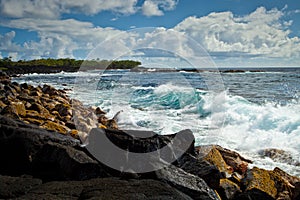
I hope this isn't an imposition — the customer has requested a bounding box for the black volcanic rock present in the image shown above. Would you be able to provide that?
[155,164,220,200]
[0,175,42,199]
[0,176,192,200]
[0,115,109,181]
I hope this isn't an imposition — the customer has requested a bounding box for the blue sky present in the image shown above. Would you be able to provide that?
[0,0,299,67]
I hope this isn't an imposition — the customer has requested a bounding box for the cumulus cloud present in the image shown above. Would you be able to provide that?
[0,31,21,53]
[174,7,300,59]
[0,0,178,18]
[142,0,178,16]
[0,5,299,66]
[0,18,124,59]
[0,0,138,19]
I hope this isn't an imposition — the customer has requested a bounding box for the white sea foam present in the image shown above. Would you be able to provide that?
[12,71,300,176]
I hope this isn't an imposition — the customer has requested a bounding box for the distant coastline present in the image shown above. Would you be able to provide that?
[1,58,299,76]
[0,58,141,76]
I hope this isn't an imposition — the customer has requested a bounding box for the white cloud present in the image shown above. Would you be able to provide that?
[0,0,178,18]
[0,0,138,19]
[174,7,300,59]
[0,18,124,59]
[0,31,21,53]
[142,0,178,16]
[1,6,300,66]
[142,0,163,16]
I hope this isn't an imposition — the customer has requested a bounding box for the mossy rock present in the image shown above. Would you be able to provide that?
[242,167,277,199]
[218,178,241,200]
[53,96,69,105]
[0,100,7,109]
[25,109,55,121]
[1,101,26,118]
[40,121,70,134]
[203,146,230,175]
[23,118,44,125]
[69,129,79,140]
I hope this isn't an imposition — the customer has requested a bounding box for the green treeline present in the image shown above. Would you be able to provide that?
[0,58,141,70]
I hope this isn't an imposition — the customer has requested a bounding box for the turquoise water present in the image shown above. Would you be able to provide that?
[13,69,300,176]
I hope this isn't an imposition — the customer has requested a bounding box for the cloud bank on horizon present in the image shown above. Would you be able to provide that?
[0,0,299,67]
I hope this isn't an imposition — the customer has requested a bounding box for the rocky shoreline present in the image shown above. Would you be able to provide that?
[0,71,299,200]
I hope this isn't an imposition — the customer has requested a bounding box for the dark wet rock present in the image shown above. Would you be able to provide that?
[259,148,300,166]
[176,153,222,189]
[14,178,191,200]
[233,189,275,200]
[91,128,195,155]
[29,102,51,116]
[0,71,11,84]
[0,175,42,199]
[155,164,220,200]
[106,118,118,129]
[222,70,246,73]
[42,84,59,96]
[217,178,241,200]
[293,182,300,200]
[86,128,195,175]
[0,115,109,181]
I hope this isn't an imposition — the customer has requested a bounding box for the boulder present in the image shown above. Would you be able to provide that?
[29,102,51,116]
[55,103,72,117]
[214,145,251,176]
[4,84,17,96]
[0,101,26,118]
[15,178,192,200]
[218,178,241,200]
[0,72,11,84]
[293,182,300,200]
[176,153,222,189]
[0,115,109,181]
[259,148,300,166]
[53,95,69,105]
[42,84,59,96]
[23,117,44,125]
[197,145,231,177]
[40,121,70,134]
[10,82,21,93]
[155,164,220,200]
[86,128,195,174]
[0,175,42,199]
[0,100,7,109]
[94,106,106,115]
[240,167,277,199]
[17,93,38,104]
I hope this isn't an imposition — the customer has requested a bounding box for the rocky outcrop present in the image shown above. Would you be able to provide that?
[259,148,300,166]
[0,72,117,141]
[0,175,193,200]
[0,115,110,181]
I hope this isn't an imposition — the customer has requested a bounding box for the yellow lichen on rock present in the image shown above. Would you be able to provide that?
[203,146,230,175]
[243,167,277,198]
[40,121,70,134]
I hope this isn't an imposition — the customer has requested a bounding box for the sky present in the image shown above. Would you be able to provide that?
[0,0,300,67]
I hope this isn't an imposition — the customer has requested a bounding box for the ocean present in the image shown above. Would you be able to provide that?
[13,68,300,176]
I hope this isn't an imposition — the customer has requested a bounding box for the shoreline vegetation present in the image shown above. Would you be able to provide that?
[0,66,300,199]
[0,58,142,75]
[1,58,299,76]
